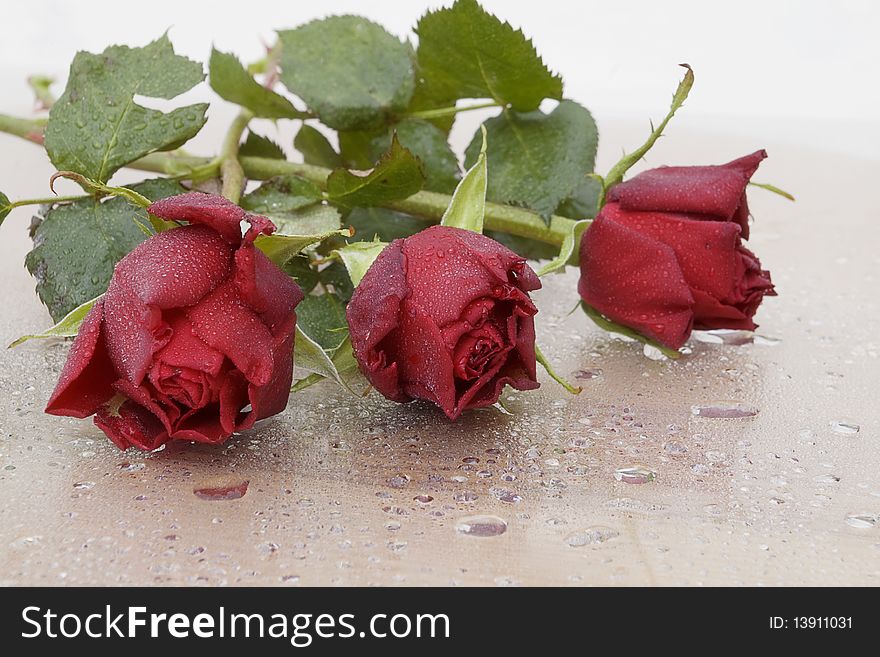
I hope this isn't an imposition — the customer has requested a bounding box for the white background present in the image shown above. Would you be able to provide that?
[1,0,878,161]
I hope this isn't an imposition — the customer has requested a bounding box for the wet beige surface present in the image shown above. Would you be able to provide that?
[1,121,878,586]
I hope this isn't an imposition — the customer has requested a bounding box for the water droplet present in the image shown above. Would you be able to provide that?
[565,526,619,547]
[490,487,522,503]
[387,474,410,489]
[643,344,667,361]
[691,401,758,418]
[453,491,478,503]
[280,575,301,584]
[455,515,507,537]
[73,481,95,490]
[663,440,688,456]
[413,494,433,504]
[193,480,249,500]
[118,462,145,472]
[845,513,877,529]
[830,420,860,435]
[613,466,656,484]
[813,474,841,484]
[574,369,603,380]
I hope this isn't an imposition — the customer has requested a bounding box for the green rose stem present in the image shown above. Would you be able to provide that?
[218,109,254,202]
[0,113,580,247]
[0,113,46,144]
[403,100,503,121]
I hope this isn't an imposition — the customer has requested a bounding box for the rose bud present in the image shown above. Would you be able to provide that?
[347,225,541,420]
[45,193,303,451]
[578,150,775,349]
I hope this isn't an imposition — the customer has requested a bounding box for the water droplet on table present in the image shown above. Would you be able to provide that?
[193,480,249,501]
[691,401,758,418]
[565,526,619,547]
[455,515,507,537]
[613,466,656,484]
[387,474,410,489]
[845,513,876,529]
[830,420,860,435]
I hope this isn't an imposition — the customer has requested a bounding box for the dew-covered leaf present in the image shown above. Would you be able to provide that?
[326,135,424,207]
[25,179,185,322]
[254,207,349,267]
[348,206,428,243]
[278,16,415,130]
[45,35,208,182]
[240,175,323,214]
[296,293,348,351]
[294,124,343,169]
[209,48,307,119]
[368,119,460,193]
[415,0,562,111]
[464,100,597,220]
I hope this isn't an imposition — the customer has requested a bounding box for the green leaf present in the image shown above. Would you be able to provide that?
[284,256,319,294]
[239,131,286,160]
[535,344,582,394]
[464,100,598,220]
[254,212,350,267]
[240,175,323,214]
[441,125,487,233]
[581,302,681,360]
[209,47,306,119]
[415,0,562,111]
[338,128,383,169]
[348,206,429,243]
[326,134,425,207]
[296,293,348,351]
[604,64,694,191]
[278,16,416,130]
[368,119,460,193]
[331,241,387,286]
[484,231,557,260]
[293,328,359,392]
[536,219,590,276]
[556,175,603,219]
[9,295,100,348]
[294,124,343,169]
[0,191,10,225]
[25,179,184,322]
[315,261,355,301]
[45,34,208,183]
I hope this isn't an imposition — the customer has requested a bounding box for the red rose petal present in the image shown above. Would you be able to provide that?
[94,399,169,451]
[346,240,410,403]
[147,192,275,245]
[187,280,275,387]
[45,300,116,418]
[608,150,767,229]
[112,224,233,309]
[579,212,695,349]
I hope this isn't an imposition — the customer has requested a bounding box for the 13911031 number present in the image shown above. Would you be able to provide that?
[793,617,852,629]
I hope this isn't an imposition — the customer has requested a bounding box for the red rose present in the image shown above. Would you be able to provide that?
[45,193,303,451]
[578,150,775,349]
[347,225,541,420]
